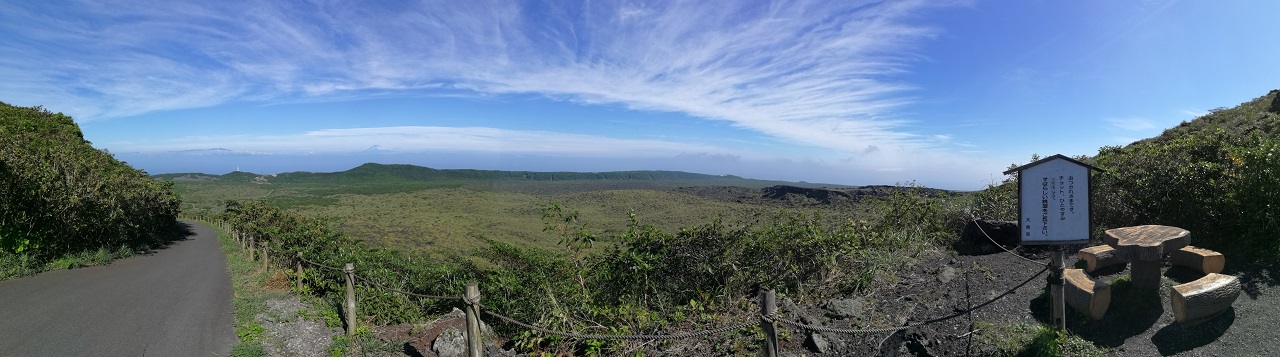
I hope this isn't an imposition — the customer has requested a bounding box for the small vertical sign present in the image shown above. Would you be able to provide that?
[1002,154,1102,331]
[1003,155,1099,245]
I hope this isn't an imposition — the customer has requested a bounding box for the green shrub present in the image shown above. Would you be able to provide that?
[217,180,971,354]
[1089,128,1280,256]
[1227,137,1280,256]
[978,322,1107,357]
[0,102,180,262]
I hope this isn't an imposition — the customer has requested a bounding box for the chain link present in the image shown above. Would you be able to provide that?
[481,307,756,340]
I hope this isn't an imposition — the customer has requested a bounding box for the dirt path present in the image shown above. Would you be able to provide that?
[0,221,236,356]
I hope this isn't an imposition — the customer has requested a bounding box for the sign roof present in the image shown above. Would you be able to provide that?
[1002,154,1104,175]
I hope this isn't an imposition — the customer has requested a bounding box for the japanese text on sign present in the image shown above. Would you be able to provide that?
[1017,158,1089,244]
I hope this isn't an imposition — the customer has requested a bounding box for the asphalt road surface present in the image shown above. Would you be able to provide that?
[0,221,235,356]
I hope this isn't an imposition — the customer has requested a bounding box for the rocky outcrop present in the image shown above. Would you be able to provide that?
[762,185,852,203]
[956,220,1019,255]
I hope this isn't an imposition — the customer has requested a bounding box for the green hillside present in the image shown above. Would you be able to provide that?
[1142,89,1280,144]
[1,102,181,278]
[156,162,847,189]
[1089,90,1280,256]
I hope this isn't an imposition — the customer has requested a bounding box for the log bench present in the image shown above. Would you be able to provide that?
[1171,273,1240,326]
[1170,246,1225,274]
[1077,245,1126,273]
[1064,268,1111,320]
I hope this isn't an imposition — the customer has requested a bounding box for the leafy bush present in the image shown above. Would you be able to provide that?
[1227,136,1280,255]
[1087,127,1280,256]
[977,322,1106,357]
[0,102,180,265]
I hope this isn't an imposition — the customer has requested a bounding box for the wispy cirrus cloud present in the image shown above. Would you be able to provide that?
[1106,117,1158,132]
[1,0,954,161]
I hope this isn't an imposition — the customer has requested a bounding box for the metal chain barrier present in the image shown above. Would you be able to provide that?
[481,306,757,340]
[352,272,460,300]
[971,218,1051,267]
[766,264,1050,334]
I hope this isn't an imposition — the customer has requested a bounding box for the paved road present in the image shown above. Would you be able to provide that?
[0,221,235,356]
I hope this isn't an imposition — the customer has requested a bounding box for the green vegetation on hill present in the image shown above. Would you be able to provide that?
[975,90,1280,258]
[163,163,870,257]
[0,102,181,278]
[1091,90,1280,257]
[158,163,847,200]
[1144,89,1280,144]
[212,184,965,354]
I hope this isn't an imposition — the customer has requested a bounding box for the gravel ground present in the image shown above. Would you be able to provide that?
[771,245,1280,356]
[257,297,341,357]
[769,248,1057,356]
[1099,258,1280,356]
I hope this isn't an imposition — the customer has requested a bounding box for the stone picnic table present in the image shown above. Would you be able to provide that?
[1103,225,1190,290]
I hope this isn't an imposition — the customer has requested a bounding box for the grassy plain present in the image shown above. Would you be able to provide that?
[170,167,869,257]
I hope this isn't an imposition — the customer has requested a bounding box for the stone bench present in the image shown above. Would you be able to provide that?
[1170,246,1225,274]
[1171,273,1240,326]
[1077,245,1126,273]
[1064,268,1111,320]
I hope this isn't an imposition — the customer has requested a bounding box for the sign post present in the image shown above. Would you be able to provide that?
[1003,154,1103,330]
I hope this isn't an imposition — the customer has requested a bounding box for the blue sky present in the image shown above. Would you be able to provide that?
[3,0,1278,189]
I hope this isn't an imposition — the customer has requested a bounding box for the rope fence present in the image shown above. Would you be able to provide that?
[764,264,1049,335]
[198,217,1056,356]
[971,217,1051,268]
[296,253,344,272]
[350,271,460,301]
[482,307,758,340]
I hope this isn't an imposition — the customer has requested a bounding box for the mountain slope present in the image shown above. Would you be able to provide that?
[1142,89,1280,145]
[155,162,849,189]
[1088,89,1280,257]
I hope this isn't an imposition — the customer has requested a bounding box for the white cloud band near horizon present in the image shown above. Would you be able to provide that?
[111,126,741,158]
[0,0,956,158]
[108,124,1002,189]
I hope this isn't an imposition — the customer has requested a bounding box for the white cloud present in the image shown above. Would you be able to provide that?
[112,126,736,158]
[0,0,956,163]
[1179,108,1209,119]
[1106,117,1158,132]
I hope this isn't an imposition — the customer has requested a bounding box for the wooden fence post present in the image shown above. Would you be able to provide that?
[295,252,303,292]
[1051,247,1066,330]
[465,283,483,357]
[261,241,270,271]
[760,289,778,357]
[249,236,256,261]
[344,263,357,335]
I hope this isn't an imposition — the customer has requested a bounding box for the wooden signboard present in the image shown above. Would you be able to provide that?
[1003,154,1101,245]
